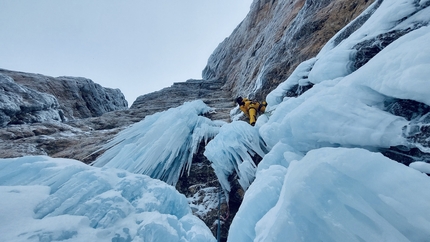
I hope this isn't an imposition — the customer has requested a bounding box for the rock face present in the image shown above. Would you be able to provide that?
[0,69,128,123]
[0,69,129,161]
[0,73,62,127]
[203,0,374,100]
[175,141,244,241]
[131,78,235,122]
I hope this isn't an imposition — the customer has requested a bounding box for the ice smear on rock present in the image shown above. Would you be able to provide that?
[0,156,215,242]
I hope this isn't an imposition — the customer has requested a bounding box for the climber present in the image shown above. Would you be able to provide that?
[236,96,267,126]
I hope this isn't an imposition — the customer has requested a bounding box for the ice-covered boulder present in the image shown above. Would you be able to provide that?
[263,0,430,163]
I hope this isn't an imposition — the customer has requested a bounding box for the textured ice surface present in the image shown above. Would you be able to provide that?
[93,100,224,186]
[0,156,215,242]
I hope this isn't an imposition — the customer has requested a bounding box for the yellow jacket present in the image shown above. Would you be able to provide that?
[237,98,266,126]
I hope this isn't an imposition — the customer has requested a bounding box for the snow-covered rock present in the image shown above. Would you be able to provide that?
[0,69,129,160]
[0,69,128,122]
[0,73,62,128]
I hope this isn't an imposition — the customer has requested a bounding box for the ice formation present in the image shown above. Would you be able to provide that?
[204,121,268,195]
[252,147,430,242]
[92,100,224,185]
[0,156,215,242]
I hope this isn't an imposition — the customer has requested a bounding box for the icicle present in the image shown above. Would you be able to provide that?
[92,100,224,186]
[205,121,268,199]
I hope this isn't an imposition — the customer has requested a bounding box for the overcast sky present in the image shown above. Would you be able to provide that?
[0,0,252,105]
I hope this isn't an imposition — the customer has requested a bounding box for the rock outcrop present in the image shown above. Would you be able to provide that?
[131,78,235,122]
[0,69,128,123]
[0,69,128,161]
[0,73,62,127]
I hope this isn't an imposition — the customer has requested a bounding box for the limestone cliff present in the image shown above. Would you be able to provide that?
[203,0,374,100]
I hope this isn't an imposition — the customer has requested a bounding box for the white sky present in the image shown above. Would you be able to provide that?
[0,0,253,105]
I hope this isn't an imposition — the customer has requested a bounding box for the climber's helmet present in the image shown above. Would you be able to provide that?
[236,96,244,105]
